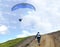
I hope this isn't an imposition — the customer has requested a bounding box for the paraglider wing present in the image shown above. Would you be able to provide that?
[11,3,36,11]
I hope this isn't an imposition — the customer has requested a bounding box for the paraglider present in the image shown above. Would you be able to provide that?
[11,3,36,22]
[11,3,36,11]
[19,19,22,21]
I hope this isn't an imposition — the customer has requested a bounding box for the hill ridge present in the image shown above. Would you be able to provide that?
[15,31,60,47]
[0,31,60,47]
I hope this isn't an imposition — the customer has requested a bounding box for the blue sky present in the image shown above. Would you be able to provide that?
[0,0,60,43]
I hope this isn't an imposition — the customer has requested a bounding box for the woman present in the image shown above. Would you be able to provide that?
[35,32,41,46]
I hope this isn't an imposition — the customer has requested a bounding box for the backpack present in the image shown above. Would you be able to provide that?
[37,33,41,37]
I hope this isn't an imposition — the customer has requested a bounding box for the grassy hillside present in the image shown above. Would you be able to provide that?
[0,36,30,47]
[0,31,60,47]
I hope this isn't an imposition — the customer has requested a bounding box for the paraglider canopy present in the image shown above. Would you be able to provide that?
[11,3,36,11]
[11,3,36,22]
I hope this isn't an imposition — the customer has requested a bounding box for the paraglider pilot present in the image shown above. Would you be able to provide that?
[19,19,22,22]
[35,32,41,46]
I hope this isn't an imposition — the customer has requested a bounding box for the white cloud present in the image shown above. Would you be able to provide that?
[17,30,35,38]
[20,13,53,34]
[0,11,9,24]
[0,25,9,34]
[0,0,59,38]
[18,0,60,35]
[0,16,5,21]
[1,0,60,37]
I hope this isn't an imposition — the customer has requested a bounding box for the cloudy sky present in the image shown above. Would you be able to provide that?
[0,0,60,43]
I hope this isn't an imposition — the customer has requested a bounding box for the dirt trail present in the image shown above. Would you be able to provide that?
[27,35,55,47]
[15,31,60,47]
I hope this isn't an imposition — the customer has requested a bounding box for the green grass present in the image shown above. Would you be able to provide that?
[0,36,31,47]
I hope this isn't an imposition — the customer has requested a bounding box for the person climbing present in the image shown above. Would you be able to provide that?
[35,32,41,46]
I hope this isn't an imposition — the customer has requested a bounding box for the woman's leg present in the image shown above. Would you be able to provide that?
[37,37,41,46]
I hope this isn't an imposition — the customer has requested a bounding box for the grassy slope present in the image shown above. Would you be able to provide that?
[0,36,30,47]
